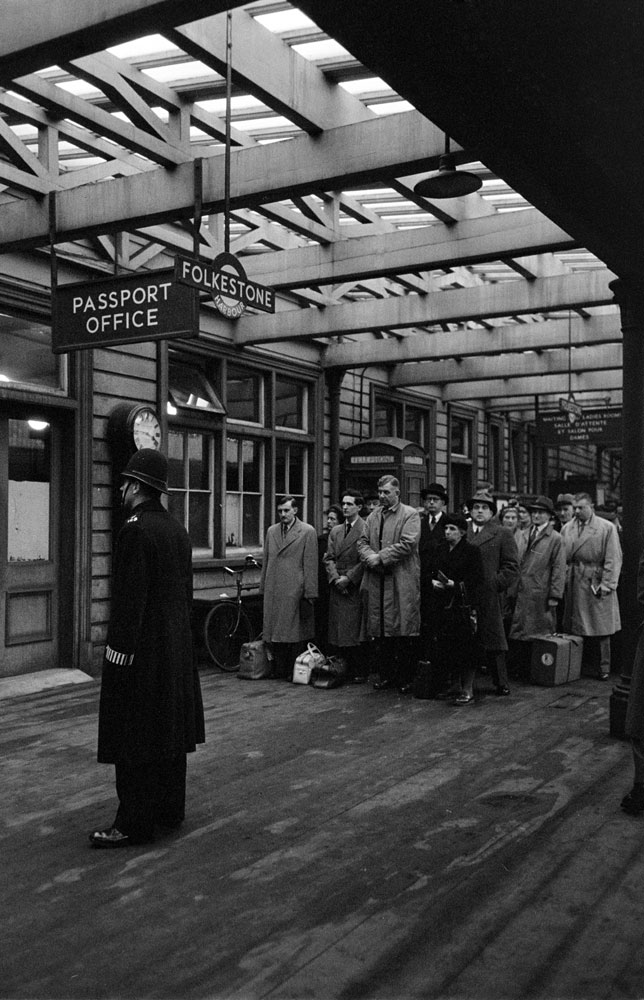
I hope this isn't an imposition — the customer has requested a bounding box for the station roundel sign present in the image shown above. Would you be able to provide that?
[210,252,247,319]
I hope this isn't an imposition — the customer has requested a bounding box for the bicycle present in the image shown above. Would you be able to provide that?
[204,555,260,671]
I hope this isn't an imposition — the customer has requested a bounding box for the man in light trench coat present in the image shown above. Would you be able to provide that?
[509,495,567,680]
[561,492,622,679]
[358,474,421,693]
[260,495,318,679]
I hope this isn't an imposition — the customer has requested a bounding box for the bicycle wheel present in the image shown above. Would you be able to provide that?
[204,601,253,671]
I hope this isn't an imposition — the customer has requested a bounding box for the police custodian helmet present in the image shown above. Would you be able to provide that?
[122,448,169,493]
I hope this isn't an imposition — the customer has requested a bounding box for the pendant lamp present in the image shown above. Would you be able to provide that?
[414,135,482,199]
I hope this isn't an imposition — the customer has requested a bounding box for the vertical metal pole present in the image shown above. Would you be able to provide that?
[224,9,233,254]
[49,192,58,325]
[194,157,203,259]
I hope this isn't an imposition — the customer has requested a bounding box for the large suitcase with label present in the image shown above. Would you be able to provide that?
[530,634,583,686]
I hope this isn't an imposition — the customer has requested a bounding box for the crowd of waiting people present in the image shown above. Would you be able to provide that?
[259,478,624,705]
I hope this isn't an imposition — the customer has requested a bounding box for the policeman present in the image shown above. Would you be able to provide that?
[90,449,205,848]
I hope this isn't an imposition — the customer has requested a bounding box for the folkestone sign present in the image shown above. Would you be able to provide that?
[53,268,197,353]
[175,252,275,318]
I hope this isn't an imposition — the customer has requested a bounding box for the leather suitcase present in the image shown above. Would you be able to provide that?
[530,634,583,686]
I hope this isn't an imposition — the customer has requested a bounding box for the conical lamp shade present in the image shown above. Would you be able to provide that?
[414,153,482,199]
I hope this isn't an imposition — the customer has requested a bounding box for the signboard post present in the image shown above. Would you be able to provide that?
[53,268,198,353]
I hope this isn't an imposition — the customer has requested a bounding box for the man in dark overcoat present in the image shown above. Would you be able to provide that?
[92,449,205,848]
[467,488,519,696]
[418,482,449,656]
[324,490,366,681]
[260,494,318,679]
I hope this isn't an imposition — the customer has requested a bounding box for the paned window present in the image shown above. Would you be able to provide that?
[276,376,307,430]
[225,436,263,550]
[167,429,214,556]
[276,439,307,512]
[227,365,262,423]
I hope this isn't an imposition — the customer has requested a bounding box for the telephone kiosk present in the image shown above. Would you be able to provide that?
[341,437,428,508]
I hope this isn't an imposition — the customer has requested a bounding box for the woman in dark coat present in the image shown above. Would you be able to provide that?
[432,513,484,704]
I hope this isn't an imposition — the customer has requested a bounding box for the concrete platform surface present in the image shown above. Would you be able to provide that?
[0,668,93,701]
[2,669,643,1000]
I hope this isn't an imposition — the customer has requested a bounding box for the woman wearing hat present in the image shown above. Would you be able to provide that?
[431,513,484,704]
[508,496,567,680]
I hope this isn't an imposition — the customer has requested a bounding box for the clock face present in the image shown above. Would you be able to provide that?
[132,408,161,450]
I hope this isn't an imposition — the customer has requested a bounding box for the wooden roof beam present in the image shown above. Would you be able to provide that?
[391,343,621,387]
[0,111,447,249]
[441,370,622,402]
[234,269,617,346]
[166,7,373,135]
[322,313,621,368]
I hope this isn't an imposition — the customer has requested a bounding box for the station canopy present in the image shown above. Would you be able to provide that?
[0,0,638,416]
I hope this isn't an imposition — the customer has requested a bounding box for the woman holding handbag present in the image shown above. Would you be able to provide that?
[432,513,484,705]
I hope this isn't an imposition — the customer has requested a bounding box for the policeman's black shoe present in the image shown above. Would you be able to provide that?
[494,685,511,697]
[621,784,644,816]
[89,826,131,849]
[373,678,396,690]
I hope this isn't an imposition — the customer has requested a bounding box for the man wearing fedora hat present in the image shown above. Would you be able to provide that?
[467,488,519,697]
[91,449,205,848]
[509,496,567,679]
[418,483,449,660]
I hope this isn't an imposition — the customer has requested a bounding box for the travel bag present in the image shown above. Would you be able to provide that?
[238,637,272,679]
[292,643,326,684]
[530,633,583,686]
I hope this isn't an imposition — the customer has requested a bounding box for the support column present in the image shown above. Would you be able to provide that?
[609,279,644,737]
[326,369,344,504]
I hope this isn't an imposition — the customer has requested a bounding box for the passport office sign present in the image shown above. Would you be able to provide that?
[53,268,197,353]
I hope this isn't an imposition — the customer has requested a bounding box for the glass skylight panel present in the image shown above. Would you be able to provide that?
[55,79,104,99]
[291,39,350,60]
[197,96,264,114]
[143,61,216,83]
[340,77,391,94]
[368,101,414,115]
[108,35,179,59]
[254,10,316,32]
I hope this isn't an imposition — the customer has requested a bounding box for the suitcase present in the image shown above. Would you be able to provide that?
[530,634,583,686]
[238,638,272,679]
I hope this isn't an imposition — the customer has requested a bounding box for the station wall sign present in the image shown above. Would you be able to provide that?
[175,252,275,318]
[536,408,622,447]
[53,268,198,353]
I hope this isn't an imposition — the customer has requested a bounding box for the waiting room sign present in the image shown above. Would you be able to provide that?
[536,408,622,447]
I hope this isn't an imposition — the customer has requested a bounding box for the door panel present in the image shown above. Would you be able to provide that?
[0,417,60,676]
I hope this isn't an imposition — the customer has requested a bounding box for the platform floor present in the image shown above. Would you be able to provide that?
[2,667,643,1000]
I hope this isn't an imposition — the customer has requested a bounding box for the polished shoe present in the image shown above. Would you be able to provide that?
[454,692,474,705]
[621,784,644,816]
[398,683,413,694]
[495,685,511,697]
[351,675,367,685]
[373,678,396,690]
[599,672,610,681]
[89,826,131,849]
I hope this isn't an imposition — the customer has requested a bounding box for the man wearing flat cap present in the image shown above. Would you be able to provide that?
[467,488,519,696]
[554,493,575,531]
[418,483,449,655]
[509,496,567,679]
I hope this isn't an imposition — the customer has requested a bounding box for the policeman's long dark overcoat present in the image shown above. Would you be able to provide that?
[324,516,365,647]
[98,498,205,764]
[467,520,519,652]
[626,551,644,741]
